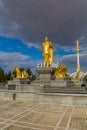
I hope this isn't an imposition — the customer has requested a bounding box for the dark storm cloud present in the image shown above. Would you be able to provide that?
[1,0,87,46]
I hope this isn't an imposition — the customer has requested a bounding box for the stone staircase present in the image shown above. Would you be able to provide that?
[44,85,87,94]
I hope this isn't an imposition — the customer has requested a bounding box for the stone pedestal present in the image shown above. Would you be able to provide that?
[50,78,67,87]
[31,67,56,86]
[36,67,56,81]
[7,78,30,90]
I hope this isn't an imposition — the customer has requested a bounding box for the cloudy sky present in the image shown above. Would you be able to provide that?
[0,0,87,74]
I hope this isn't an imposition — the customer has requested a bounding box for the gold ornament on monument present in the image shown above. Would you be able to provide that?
[54,64,67,78]
[42,37,54,66]
[14,66,29,78]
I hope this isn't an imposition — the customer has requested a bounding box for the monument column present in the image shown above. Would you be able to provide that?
[76,40,80,72]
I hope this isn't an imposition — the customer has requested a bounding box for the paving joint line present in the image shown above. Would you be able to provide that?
[16,120,54,128]
[65,106,74,130]
[53,106,69,130]
[0,102,39,122]
[1,103,40,130]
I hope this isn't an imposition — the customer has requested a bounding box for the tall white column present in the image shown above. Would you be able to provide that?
[76,40,80,72]
[77,53,79,64]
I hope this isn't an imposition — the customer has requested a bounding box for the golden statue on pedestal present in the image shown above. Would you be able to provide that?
[14,66,29,78]
[54,64,67,78]
[42,37,54,66]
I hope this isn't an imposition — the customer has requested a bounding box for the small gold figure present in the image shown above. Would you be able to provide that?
[14,66,29,78]
[14,66,22,78]
[42,37,54,66]
[54,64,67,78]
[22,70,29,78]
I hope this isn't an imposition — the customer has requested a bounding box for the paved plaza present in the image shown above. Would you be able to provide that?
[0,99,87,130]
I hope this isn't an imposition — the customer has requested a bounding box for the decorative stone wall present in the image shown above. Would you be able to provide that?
[0,90,87,106]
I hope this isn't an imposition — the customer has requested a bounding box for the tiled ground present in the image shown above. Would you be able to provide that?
[0,99,87,130]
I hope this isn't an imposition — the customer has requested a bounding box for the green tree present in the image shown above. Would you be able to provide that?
[83,75,87,81]
[26,68,37,81]
[6,71,12,80]
[0,68,7,83]
[31,75,36,81]
[12,69,16,78]
[26,68,32,75]
[65,76,71,80]
[20,67,25,72]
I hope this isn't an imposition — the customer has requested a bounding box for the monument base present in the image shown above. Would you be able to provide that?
[36,67,56,80]
[31,67,56,86]
[0,66,87,106]
[7,78,30,90]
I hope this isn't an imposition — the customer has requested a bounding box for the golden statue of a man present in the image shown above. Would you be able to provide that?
[42,37,54,66]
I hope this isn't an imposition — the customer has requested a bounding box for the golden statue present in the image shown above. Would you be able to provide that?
[42,37,54,66]
[22,70,29,78]
[14,66,29,78]
[54,64,67,78]
[14,66,21,78]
